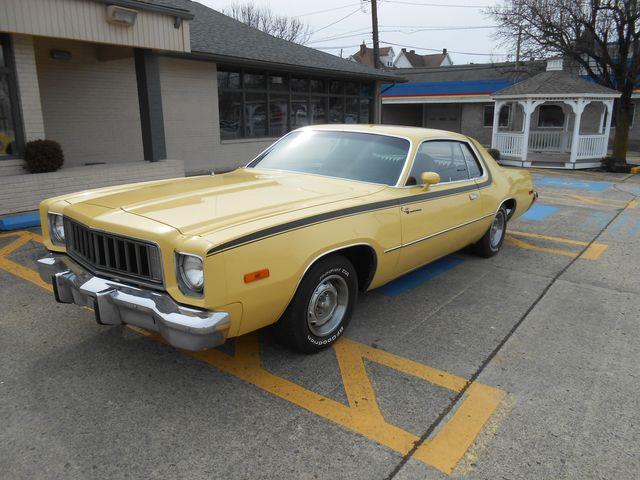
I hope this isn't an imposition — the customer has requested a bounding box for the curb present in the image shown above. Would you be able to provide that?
[0,211,41,231]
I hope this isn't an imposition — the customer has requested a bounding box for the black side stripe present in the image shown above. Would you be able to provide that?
[207,171,493,256]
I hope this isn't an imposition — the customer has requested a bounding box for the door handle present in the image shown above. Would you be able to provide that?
[469,193,478,200]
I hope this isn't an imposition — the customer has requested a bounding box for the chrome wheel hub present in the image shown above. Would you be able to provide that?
[490,213,506,249]
[307,274,348,337]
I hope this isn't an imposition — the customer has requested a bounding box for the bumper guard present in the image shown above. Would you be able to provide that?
[37,253,230,351]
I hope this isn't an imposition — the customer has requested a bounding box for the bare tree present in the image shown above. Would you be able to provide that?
[488,0,640,160]
[223,2,311,45]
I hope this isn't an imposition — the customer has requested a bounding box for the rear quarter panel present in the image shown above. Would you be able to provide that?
[472,140,535,219]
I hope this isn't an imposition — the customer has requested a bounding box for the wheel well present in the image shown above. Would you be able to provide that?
[319,245,377,292]
[501,198,517,219]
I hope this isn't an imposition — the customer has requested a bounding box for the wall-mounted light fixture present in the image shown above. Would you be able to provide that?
[106,5,138,26]
[50,50,72,61]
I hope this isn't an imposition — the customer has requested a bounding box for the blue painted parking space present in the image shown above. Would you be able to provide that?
[535,177,611,191]
[376,256,465,296]
[0,211,40,231]
[521,205,559,221]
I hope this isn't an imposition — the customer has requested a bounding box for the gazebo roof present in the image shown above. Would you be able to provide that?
[492,70,619,98]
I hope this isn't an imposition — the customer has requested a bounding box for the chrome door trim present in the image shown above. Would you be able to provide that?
[384,213,494,253]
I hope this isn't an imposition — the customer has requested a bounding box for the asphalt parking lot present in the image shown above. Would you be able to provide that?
[1,169,639,480]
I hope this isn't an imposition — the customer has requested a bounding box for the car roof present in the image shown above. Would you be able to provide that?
[297,124,471,144]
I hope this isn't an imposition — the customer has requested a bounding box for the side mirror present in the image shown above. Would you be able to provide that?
[420,171,440,189]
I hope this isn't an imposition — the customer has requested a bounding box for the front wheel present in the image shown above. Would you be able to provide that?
[275,255,358,354]
[474,207,507,258]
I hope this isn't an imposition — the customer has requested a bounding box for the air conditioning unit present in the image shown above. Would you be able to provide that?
[106,5,138,27]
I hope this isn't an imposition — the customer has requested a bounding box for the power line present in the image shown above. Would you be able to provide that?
[307,25,497,44]
[382,1,492,7]
[314,43,365,50]
[380,40,507,57]
[308,6,364,36]
[294,3,361,18]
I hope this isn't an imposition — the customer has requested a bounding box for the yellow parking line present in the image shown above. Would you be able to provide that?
[507,230,608,260]
[0,232,52,291]
[0,231,507,475]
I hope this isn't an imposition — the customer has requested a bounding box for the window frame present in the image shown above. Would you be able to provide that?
[404,138,486,187]
[0,33,25,159]
[217,67,375,141]
[483,104,510,128]
[536,104,565,129]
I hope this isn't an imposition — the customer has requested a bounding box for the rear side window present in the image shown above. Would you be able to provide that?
[460,143,483,179]
[407,140,479,185]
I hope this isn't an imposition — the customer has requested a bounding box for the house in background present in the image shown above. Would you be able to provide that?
[0,0,397,215]
[382,59,639,168]
[393,48,452,68]
[349,43,396,68]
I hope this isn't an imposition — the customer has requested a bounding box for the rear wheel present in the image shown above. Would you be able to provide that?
[275,255,358,354]
[474,207,507,257]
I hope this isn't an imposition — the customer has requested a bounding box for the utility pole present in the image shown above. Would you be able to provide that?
[371,0,380,68]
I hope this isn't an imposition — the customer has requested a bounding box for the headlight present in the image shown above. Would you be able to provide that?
[48,213,65,245]
[176,253,204,294]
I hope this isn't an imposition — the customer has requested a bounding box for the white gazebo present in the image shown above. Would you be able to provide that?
[490,58,621,169]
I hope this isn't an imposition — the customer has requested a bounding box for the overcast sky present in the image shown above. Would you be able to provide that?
[195,0,510,65]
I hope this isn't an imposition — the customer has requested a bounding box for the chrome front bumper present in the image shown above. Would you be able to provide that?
[37,253,230,351]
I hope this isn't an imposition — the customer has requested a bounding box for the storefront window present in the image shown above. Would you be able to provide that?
[291,78,308,93]
[310,98,327,124]
[269,95,289,136]
[345,97,359,124]
[291,97,308,128]
[329,97,344,123]
[0,35,21,157]
[244,92,267,137]
[219,92,243,140]
[217,67,374,139]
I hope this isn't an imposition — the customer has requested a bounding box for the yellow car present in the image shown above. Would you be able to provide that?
[37,125,536,353]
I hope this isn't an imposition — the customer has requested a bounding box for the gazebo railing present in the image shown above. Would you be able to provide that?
[529,131,568,152]
[494,132,608,160]
[576,134,608,159]
[495,132,524,156]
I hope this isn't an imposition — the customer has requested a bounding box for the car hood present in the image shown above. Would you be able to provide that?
[77,169,386,236]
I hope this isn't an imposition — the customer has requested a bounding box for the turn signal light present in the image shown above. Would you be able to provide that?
[244,269,270,283]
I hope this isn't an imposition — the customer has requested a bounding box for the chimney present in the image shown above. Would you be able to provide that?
[546,57,563,71]
[410,50,415,54]
[359,43,367,55]
[442,48,447,54]
[402,48,407,52]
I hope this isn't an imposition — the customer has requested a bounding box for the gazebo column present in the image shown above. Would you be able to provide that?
[567,99,587,164]
[491,100,504,150]
[602,99,614,157]
[518,99,543,163]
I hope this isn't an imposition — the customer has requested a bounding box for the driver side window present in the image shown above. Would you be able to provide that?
[406,140,479,185]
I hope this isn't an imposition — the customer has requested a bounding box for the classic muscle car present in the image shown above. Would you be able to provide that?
[37,125,536,353]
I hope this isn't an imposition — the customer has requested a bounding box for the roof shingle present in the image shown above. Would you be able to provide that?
[149,0,400,81]
[493,70,618,97]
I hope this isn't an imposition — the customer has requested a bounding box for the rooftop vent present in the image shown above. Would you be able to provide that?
[546,58,563,71]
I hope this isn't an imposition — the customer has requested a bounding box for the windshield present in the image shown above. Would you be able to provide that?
[248,130,410,186]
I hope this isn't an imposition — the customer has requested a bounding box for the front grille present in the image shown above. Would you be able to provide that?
[64,218,163,286]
